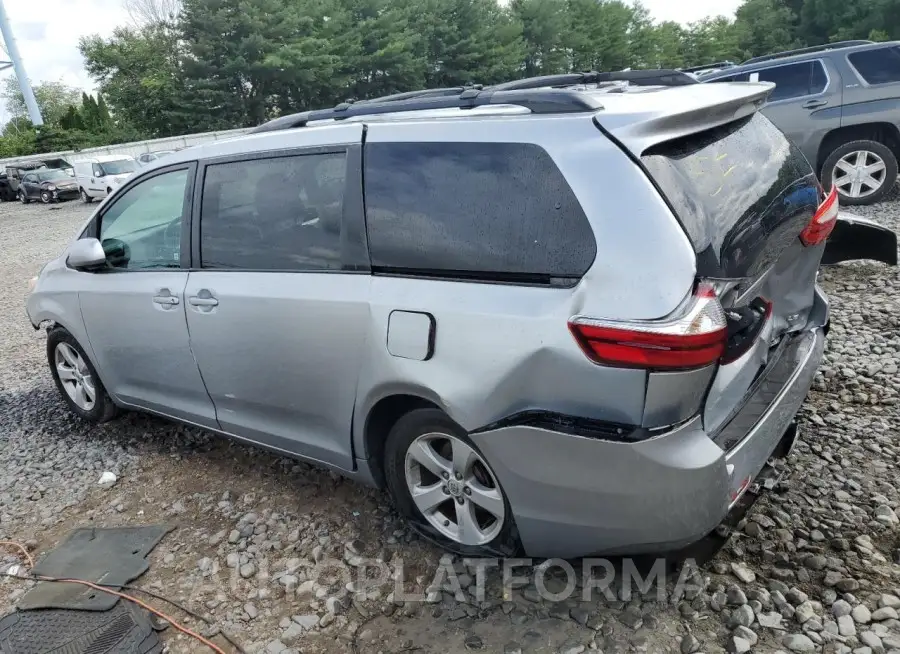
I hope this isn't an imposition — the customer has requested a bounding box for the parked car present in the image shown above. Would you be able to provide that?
[73,155,138,203]
[5,161,49,200]
[25,75,893,558]
[701,40,900,205]
[17,168,80,204]
[137,150,176,166]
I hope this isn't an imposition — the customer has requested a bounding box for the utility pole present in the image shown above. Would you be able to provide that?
[0,0,43,126]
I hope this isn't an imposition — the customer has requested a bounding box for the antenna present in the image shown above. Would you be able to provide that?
[0,0,43,126]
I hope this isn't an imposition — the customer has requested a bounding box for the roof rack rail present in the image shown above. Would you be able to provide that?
[251,68,697,133]
[680,61,737,74]
[743,40,873,65]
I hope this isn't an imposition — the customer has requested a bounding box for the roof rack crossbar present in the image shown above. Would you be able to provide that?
[743,40,874,65]
[680,61,737,73]
[354,87,473,104]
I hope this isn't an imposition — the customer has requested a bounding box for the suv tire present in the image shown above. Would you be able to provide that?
[47,327,118,424]
[383,408,518,556]
[823,139,898,205]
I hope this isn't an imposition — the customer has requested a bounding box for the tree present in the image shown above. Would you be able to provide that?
[733,0,799,59]
[1,79,82,127]
[124,0,181,26]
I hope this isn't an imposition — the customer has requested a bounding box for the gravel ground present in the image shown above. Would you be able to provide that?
[0,192,899,654]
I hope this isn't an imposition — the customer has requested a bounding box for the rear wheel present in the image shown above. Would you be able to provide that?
[47,328,117,423]
[80,188,92,204]
[822,139,898,205]
[383,408,517,556]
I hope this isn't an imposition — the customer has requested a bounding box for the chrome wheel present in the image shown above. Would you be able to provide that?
[55,343,96,411]
[40,191,50,203]
[834,150,887,200]
[404,432,505,546]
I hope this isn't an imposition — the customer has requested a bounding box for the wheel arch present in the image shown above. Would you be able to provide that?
[817,122,900,176]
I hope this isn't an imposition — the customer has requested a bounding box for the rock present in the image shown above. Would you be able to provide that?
[837,614,856,637]
[240,562,257,579]
[795,601,816,623]
[319,613,334,628]
[732,626,758,646]
[711,591,728,612]
[879,594,900,609]
[872,606,899,621]
[244,603,258,619]
[727,586,748,606]
[835,578,860,593]
[786,588,809,605]
[570,607,590,626]
[228,529,241,544]
[559,646,585,654]
[97,471,117,487]
[758,611,783,628]
[731,562,756,584]
[804,555,827,570]
[852,604,872,624]
[680,634,700,654]
[833,600,853,618]
[280,624,303,645]
[197,557,213,572]
[860,631,882,650]
[503,643,523,654]
[291,615,318,631]
[619,607,643,629]
[782,633,816,652]
[728,605,755,629]
[726,636,751,653]
[464,634,483,650]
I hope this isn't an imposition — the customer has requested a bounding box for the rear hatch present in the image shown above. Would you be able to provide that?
[597,86,830,439]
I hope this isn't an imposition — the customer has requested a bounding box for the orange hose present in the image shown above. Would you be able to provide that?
[0,540,228,654]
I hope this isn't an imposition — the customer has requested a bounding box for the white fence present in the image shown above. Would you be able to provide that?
[0,127,254,167]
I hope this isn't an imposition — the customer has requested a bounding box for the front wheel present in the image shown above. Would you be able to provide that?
[822,139,898,206]
[40,191,51,204]
[383,408,518,556]
[47,328,118,423]
[80,189,93,204]
[18,191,28,204]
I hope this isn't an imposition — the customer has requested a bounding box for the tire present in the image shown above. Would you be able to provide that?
[40,191,51,204]
[80,188,93,204]
[18,191,28,204]
[383,408,518,556]
[47,328,118,424]
[822,139,898,206]
[106,187,112,197]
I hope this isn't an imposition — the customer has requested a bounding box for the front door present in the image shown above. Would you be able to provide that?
[90,163,107,197]
[77,163,217,427]
[184,130,369,470]
[21,173,38,199]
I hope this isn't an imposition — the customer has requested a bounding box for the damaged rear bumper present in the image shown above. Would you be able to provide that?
[823,212,898,266]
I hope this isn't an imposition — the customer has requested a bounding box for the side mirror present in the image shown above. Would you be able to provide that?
[66,238,107,270]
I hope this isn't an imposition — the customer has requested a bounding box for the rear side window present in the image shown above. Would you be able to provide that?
[749,62,827,101]
[200,153,346,271]
[849,46,900,85]
[364,142,596,281]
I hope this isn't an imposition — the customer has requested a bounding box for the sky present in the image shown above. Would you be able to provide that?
[0,0,743,116]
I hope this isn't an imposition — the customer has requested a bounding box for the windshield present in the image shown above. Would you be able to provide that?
[100,159,136,175]
[37,169,72,182]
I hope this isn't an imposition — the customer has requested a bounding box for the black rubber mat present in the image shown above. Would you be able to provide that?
[0,602,162,654]
[19,526,170,612]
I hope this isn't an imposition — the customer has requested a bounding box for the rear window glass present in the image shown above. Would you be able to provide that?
[364,142,596,281]
[641,113,819,277]
[849,46,900,85]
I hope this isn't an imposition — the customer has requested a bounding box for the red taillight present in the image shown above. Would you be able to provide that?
[569,283,727,371]
[800,187,839,246]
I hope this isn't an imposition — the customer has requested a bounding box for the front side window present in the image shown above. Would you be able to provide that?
[364,142,596,281]
[749,62,826,101]
[98,169,189,270]
[200,152,346,271]
[37,170,70,182]
[849,46,900,85]
[23,174,36,184]
[99,159,137,176]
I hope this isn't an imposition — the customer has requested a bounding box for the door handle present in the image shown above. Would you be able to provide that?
[802,99,828,109]
[189,296,219,307]
[152,295,179,306]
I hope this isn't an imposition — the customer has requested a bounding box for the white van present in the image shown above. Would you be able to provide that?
[74,155,138,203]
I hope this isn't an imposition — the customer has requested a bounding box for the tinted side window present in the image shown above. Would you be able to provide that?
[99,169,189,270]
[200,153,346,271]
[707,72,750,83]
[752,63,816,101]
[364,142,596,280]
[849,46,900,84]
[810,61,828,93]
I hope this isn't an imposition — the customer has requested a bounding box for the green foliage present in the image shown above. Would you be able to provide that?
[1,79,82,127]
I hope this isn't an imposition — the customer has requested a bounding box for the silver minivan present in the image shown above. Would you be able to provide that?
[27,78,846,557]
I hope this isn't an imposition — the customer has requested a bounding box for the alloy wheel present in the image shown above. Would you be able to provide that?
[404,432,505,546]
[833,150,887,200]
[40,191,50,203]
[55,343,96,411]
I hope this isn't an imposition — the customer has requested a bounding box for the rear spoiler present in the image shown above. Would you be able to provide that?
[594,82,774,157]
[822,212,898,266]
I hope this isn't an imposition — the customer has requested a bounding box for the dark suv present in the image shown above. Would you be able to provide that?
[702,40,900,205]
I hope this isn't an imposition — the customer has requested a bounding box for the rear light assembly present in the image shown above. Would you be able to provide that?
[568,283,727,371]
[800,186,839,246]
